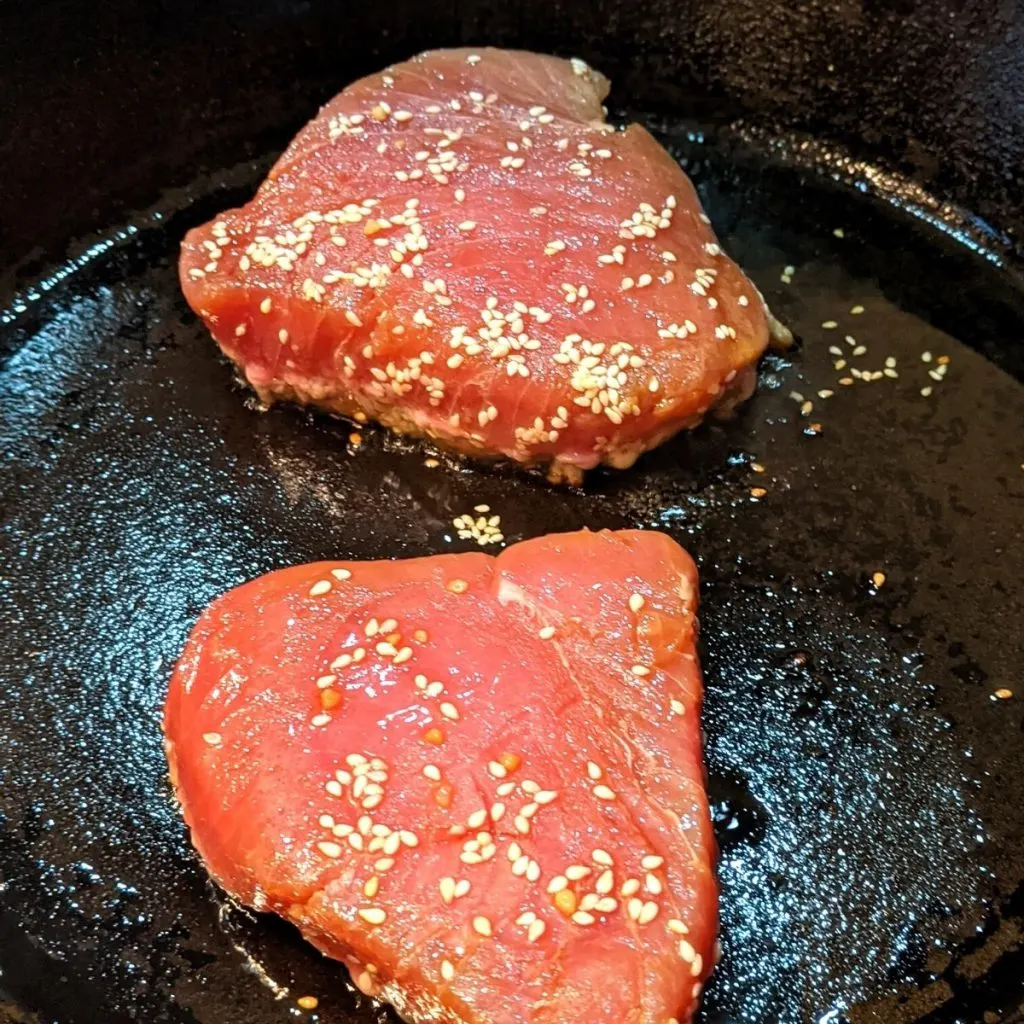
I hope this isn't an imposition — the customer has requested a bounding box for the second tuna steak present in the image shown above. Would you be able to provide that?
[165,530,717,1023]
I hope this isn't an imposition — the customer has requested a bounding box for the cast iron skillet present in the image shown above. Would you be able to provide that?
[1,2,1023,1023]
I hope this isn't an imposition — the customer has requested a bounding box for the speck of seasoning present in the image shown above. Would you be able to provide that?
[994,688,1013,700]
[872,571,886,588]
[498,752,521,774]
[320,689,343,711]
[446,578,469,594]
[553,889,578,916]
[750,487,767,499]
[297,996,319,1011]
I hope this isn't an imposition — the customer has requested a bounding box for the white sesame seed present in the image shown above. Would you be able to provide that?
[202,732,222,746]
[631,665,651,677]
[309,580,332,597]
[473,916,493,937]
[317,841,342,859]
[629,593,645,613]
[358,907,387,925]
[538,625,556,639]
[441,959,455,982]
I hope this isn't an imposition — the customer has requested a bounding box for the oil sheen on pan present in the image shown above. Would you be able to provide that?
[179,47,791,486]
[165,529,716,1024]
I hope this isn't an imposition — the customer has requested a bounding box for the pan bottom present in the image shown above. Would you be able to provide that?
[1,123,1023,1024]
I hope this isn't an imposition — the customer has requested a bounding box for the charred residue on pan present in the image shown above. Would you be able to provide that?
[0,126,1023,1024]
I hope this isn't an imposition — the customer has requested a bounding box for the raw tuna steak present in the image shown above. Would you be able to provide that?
[180,47,789,483]
[165,530,717,1023]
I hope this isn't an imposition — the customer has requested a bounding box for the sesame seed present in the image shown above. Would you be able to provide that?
[311,713,331,727]
[202,732,222,746]
[259,297,272,314]
[317,841,342,859]
[629,593,645,613]
[440,702,460,721]
[851,305,865,314]
[995,688,1013,700]
[472,916,493,937]
[358,907,387,925]
[441,959,455,981]
[631,665,651,677]
[587,761,603,781]
[592,849,613,867]
[538,625,556,639]
[822,320,838,329]
[446,578,469,594]
[297,996,319,1011]
[572,911,596,926]
[872,571,886,588]
[668,918,689,935]
[593,784,616,801]
[641,855,665,870]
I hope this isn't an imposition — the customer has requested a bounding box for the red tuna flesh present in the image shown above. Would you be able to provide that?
[164,529,717,1023]
[180,47,789,484]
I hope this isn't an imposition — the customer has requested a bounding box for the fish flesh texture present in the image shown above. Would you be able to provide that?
[180,47,789,483]
[164,529,717,1023]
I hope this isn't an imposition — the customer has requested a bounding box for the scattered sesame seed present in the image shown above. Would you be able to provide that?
[822,320,838,330]
[994,688,1013,700]
[629,593,645,613]
[851,305,865,314]
[472,916,493,937]
[309,579,332,597]
[358,907,387,925]
[631,665,651,677]
[297,996,319,1011]
[202,732,222,746]
[872,571,886,588]
[441,959,455,982]
[538,625,556,639]
[750,487,767,499]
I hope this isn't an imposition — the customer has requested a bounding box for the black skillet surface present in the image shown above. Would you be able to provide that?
[1,114,1023,1024]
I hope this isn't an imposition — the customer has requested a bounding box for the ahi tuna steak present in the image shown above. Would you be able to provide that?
[180,47,789,483]
[164,529,717,1023]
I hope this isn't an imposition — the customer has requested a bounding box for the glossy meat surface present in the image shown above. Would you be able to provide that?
[165,530,717,1023]
[180,47,785,482]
